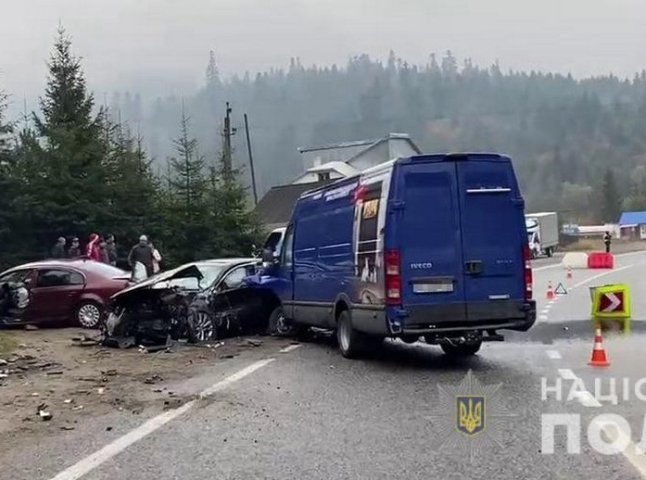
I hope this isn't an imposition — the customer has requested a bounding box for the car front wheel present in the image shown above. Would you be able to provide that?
[267,306,294,336]
[187,309,216,344]
[76,301,104,329]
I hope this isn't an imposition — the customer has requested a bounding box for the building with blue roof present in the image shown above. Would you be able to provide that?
[618,211,646,239]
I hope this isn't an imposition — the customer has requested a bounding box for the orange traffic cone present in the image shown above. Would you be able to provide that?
[588,327,610,367]
[546,282,555,300]
[566,267,572,280]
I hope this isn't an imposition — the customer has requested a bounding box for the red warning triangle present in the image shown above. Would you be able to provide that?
[554,282,568,295]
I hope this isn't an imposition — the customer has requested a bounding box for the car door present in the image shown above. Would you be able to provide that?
[0,269,34,323]
[455,158,526,321]
[395,160,467,322]
[31,269,86,323]
[279,224,296,318]
[218,265,252,291]
[213,264,266,330]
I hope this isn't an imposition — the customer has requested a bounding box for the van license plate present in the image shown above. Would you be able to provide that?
[413,282,453,294]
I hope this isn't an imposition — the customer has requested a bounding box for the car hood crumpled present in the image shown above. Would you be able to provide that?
[111,264,203,301]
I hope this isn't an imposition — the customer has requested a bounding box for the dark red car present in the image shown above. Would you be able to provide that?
[0,259,130,328]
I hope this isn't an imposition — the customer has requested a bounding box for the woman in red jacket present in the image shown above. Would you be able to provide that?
[85,233,102,261]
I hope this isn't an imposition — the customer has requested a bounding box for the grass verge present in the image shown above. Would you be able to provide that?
[0,332,17,357]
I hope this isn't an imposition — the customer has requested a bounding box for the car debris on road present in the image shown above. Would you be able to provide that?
[37,404,52,421]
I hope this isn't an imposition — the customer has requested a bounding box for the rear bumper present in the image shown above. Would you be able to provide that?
[351,300,537,336]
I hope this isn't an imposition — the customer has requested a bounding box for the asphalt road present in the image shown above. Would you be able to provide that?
[3,253,646,480]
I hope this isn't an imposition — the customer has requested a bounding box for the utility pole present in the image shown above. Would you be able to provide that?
[244,113,259,205]
[222,102,236,178]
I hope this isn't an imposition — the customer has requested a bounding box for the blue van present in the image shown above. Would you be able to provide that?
[253,153,536,358]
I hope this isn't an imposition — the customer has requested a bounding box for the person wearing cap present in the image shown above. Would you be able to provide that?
[67,237,81,258]
[51,237,66,259]
[128,235,154,277]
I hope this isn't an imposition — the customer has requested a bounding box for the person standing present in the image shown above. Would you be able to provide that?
[105,234,118,266]
[67,237,81,258]
[98,238,110,264]
[128,235,154,277]
[150,241,163,274]
[85,233,101,261]
[51,237,66,259]
[603,231,612,253]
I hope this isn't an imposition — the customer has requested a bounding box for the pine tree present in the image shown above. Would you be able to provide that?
[23,26,110,249]
[104,120,160,246]
[160,110,210,264]
[204,152,260,258]
[0,90,19,268]
[169,109,206,214]
[205,50,221,90]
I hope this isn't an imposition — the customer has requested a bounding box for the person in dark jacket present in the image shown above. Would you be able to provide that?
[128,235,154,277]
[67,237,81,258]
[105,234,118,266]
[51,237,66,259]
[98,239,110,264]
[603,231,612,253]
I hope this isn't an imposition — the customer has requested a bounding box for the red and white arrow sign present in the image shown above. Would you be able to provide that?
[600,292,623,312]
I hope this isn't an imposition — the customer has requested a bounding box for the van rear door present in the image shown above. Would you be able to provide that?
[456,156,526,320]
[393,161,467,323]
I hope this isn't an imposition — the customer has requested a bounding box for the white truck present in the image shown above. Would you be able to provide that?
[525,212,559,258]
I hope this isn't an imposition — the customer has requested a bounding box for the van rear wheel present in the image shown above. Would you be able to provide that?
[441,341,482,357]
[336,311,363,358]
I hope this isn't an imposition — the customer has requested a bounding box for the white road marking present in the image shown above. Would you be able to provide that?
[199,359,274,397]
[279,344,302,353]
[539,315,548,321]
[572,390,602,407]
[540,309,550,314]
[49,359,275,480]
[546,350,562,360]
[595,420,646,478]
[570,264,635,290]
[557,368,578,381]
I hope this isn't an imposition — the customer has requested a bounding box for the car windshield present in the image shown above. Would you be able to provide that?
[196,264,228,289]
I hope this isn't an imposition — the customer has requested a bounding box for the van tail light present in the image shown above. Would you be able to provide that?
[524,244,533,300]
[385,250,402,306]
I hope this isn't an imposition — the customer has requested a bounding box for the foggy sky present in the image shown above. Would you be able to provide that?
[2,0,646,108]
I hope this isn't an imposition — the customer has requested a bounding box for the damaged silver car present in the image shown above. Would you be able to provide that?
[103,258,276,347]
[0,281,30,322]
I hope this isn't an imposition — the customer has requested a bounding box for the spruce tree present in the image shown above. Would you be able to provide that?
[25,26,109,248]
[0,90,19,267]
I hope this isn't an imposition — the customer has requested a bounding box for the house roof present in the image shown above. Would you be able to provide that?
[254,180,335,227]
[298,133,420,155]
[618,211,646,226]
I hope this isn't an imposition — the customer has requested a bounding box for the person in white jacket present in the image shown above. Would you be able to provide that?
[150,242,163,274]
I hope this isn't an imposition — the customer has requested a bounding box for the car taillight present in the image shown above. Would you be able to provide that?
[385,249,402,306]
[524,244,533,300]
